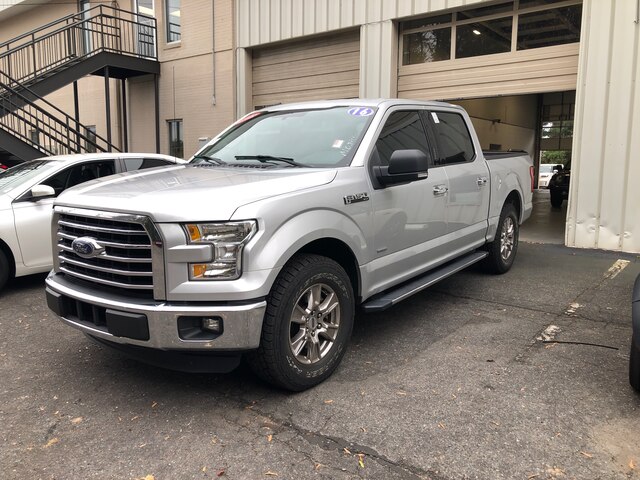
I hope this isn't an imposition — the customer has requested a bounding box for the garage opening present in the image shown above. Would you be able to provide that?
[397,0,582,245]
[447,91,575,245]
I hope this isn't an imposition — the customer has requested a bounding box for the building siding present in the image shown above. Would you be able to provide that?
[566,0,640,252]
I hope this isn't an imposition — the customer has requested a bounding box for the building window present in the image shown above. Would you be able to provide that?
[166,0,181,42]
[401,0,582,65]
[517,5,582,50]
[168,120,183,158]
[85,125,97,153]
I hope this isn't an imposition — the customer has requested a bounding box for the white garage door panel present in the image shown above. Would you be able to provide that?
[252,30,360,109]
[398,43,579,100]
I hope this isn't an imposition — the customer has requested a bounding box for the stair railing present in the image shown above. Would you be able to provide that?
[0,5,157,89]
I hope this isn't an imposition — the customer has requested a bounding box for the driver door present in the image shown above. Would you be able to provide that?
[368,109,449,293]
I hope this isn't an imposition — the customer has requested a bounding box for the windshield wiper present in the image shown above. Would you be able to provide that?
[191,155,226,165]
[234,155,304,167]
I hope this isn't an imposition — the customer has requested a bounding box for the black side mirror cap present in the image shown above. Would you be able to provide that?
[374,149,429,187]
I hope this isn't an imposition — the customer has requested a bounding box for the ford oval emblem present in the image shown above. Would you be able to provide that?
[71,237,105,259]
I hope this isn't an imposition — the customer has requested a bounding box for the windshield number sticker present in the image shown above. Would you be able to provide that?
[347,107,374,117]
[431,112,440,123]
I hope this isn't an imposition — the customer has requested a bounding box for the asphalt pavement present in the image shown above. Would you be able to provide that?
[1,242,639,479]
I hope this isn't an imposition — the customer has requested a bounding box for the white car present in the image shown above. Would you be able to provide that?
[0,153,184,291]
[538,163,562,188]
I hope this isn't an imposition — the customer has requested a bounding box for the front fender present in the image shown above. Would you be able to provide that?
[243,208,368,273]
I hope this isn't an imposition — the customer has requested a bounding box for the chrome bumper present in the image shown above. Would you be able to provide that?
[45,272,265,351]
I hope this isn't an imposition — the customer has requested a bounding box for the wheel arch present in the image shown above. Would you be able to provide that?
[0,237,16,279]
[296,238,361,302]
[505,189,523,222]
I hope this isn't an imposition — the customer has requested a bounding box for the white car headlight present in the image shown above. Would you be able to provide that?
[184,221,257,280]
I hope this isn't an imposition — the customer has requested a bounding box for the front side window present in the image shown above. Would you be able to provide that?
[371,111,430,167]
[429,111,475,165]
[166,0,181,42]
[168,120,183,158]
[42,160,116,195]
[193,107,376,168]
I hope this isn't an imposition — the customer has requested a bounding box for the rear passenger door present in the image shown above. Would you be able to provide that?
[425,109,490,250]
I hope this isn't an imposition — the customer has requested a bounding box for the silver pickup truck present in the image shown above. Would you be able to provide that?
[45,99,533,390]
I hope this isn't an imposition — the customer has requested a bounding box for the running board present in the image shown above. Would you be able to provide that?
[361,251,488,313]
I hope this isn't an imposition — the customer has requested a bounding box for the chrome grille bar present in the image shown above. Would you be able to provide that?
[57,244,151,263]
[58,219,148,235]
[59,254,153,276]
[59,266,153,289]
[58,232,151,249]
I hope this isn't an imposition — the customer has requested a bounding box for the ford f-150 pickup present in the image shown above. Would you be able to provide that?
[45,99,533,391]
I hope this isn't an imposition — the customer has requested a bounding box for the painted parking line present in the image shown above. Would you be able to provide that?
[603,259,630,280]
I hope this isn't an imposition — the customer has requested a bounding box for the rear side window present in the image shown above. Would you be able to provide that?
[123,158,172,171]
[371,111,430,167]
[429,111,475,165]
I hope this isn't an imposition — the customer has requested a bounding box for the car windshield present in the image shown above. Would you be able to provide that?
[539,164,555,174]
[191,106,377,168]
[0,160,59,194]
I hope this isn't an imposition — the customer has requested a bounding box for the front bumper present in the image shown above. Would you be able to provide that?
[45,272,266,351]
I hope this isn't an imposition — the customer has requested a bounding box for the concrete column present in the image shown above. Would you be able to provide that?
[359,20,398,98]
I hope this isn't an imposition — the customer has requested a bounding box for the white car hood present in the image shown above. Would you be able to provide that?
[55,165,338,222]
[0,192,12,211]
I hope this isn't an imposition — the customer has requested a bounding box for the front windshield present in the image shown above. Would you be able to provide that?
[539,164,555,174]
[192,106,377,168]
[0,160,58,194]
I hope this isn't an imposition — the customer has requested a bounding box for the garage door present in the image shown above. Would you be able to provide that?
[398,43,579,100]
[252,30,360,109]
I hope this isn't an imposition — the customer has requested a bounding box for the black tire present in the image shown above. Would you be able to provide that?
[631,335,640,392]
[483,202,519,274]
[550,189,563,208]
[0,249,10,292]
[247,253,354,391]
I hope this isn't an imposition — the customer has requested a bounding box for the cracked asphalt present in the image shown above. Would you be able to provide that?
[1,242,639,479]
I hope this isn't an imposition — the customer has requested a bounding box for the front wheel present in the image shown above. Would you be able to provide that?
[631,335,640,392]
[0,249,10,292]
[483,203,519,274]
[247,254,354,391]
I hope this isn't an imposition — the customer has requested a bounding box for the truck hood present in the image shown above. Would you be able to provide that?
[55,165,338,222]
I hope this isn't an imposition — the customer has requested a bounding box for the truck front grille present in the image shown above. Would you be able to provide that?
[56,212,156,299]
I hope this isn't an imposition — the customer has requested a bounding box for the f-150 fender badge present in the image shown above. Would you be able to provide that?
[343,192,370,205]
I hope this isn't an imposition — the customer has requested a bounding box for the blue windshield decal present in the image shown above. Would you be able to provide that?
[347,107,374,117]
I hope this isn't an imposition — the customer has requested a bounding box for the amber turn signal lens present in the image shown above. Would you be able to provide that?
[186,224,201,242]
[191,264,207,278]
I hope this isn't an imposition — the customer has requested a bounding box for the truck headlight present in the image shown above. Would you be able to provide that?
[184,221,257,280]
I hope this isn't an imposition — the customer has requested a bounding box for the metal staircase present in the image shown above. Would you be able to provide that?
[0,5,160,164]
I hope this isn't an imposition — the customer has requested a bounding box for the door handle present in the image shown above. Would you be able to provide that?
[433,184,448,196]
[476,176,488,186]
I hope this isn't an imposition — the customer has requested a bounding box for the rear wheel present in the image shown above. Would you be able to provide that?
[0,249,10,292]
[550,189,563,208]
[247,254,354,391]
[631,335,640,392]
[483,203,519,274]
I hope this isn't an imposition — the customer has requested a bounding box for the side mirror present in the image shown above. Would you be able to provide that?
[31,184,55,199]
[374,149,429,187]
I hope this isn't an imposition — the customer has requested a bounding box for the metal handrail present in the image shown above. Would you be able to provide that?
[0,5,157,88]
[0,5,153,51]
[0,80,119,156]
[0,70,116,151]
